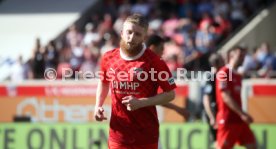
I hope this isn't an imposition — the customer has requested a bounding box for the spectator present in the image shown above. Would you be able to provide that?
[197,0,214,18]
[238,47,261,77]
[177,0,197,19]
[100,31,118,55]
[66,24,83,48]
[162,13,179,38]
[32,38,45,79]
[230,0,247,28]
[10,55,24,82]
[97,13,113,37]
[213,13,231,40]
[113,12,129,36]
[79,48,98,79]
[131,0,151,16]
[195,21,216,54]
[118,0,131,14]
[23,59,34,80]
[256,42,273,66]
[213,0,231,18]
[21,0,269,80]
[57,63,71,80]
[83,23,100,46]
[256,42,275,78]
[45,40,59,69]
[163,38,185,72]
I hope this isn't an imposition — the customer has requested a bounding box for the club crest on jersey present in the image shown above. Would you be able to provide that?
[133,67,143,73]
[129,67,144,77]
[168,77,175,85]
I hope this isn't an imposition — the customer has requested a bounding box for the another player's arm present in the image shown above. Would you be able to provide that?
[94,81,110,121]
[122,90,175,111]
[162,103,190,119]
[162,103,179,109]
[221,90,253,123]
[203,94,216,125]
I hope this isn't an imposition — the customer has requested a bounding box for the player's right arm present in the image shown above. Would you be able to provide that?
[94,52,110,122]
[221,90,253,124]
[94,81,109,121]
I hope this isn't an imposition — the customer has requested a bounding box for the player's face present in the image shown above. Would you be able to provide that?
[121,22,146,51]
[235,49,246,67]
[217,55,224,69]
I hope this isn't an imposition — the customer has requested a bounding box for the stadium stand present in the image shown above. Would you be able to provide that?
[3,0,275,82]
[0,0,98,81]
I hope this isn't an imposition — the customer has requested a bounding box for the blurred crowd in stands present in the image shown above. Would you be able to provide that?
[9,0,276,82]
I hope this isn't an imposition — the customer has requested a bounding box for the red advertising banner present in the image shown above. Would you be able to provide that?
[0,84,188,97]
[252,85,276,96]
[0,82,188,122]
[0,85,98,97]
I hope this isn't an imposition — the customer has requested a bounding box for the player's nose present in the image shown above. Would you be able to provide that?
[128,34,135,42]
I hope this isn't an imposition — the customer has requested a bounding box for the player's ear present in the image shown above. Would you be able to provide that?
[149,45,154,50]
[142,32,147,41]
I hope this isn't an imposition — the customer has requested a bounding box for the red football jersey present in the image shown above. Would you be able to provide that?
[100,46,176,145]
[216,66,243,124]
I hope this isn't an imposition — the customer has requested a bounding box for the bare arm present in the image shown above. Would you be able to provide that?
[162,103,190,119]
[162,102,178,109]
[141,90,175,106]
[95,81,110,107]
[94,81,110,121]
[122,90,175,111]
[221,90,253,123]
[203,94,216,126]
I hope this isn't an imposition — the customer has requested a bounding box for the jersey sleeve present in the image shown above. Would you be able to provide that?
[152,58,177,92]
[217,68,229,91]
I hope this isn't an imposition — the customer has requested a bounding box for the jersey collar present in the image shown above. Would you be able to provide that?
[120,43,146,61]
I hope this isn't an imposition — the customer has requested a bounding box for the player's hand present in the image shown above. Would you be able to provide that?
[240,112,253,124]
[122,96,143,111]
[210,117,218,129]
[94,107,107,121]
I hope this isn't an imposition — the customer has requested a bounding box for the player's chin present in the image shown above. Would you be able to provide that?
[127,44,137,49]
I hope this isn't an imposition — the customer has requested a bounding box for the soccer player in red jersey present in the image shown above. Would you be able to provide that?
[216,46,257,149]
[94,14,176,149]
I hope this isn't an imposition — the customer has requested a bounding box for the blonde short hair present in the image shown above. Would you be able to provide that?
[124,14,148,31]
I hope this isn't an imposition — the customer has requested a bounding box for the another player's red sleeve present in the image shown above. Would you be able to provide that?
[217,68,229,91]
[153,58,176,92]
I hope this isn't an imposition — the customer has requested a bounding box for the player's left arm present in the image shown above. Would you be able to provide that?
[122,56,177,111]
[122,90,175,111]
